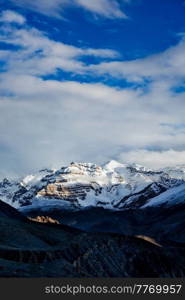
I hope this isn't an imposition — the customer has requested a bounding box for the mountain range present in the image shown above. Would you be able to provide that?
[1,160,185,212]
[1,160,185,277]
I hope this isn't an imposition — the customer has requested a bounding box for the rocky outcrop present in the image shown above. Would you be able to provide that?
[29,215,60,224]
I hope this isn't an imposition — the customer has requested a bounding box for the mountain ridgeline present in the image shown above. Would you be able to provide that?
[1,160,185,211]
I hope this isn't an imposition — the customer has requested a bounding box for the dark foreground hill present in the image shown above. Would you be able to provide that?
[0,200,185,277]
[24,202,185,246]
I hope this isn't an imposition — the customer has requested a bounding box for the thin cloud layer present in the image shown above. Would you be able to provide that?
[0,20,119,76]
[89,37,185,84]
[0,10,26,24]
[120,150,185,169]
[75,0,127,19]
[8,0,128,19]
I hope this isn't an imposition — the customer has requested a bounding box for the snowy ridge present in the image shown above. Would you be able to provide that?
[0,160,185,211]
[142,183,185,208]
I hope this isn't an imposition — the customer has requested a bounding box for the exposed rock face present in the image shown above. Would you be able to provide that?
[29,216,60,224]
[38,183,97,203]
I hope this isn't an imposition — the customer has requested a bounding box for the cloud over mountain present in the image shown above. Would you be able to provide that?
[0,3,185,178]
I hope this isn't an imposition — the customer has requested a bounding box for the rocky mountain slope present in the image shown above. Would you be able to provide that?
[0,200,185,278]
[1,161,185,213]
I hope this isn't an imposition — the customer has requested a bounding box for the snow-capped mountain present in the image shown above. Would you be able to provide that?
[0,160,185,212]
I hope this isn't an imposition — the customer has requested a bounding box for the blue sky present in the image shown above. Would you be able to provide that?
[0,0,185,178]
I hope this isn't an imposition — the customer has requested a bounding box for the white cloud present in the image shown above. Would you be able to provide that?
[0,76,138,177]
[120,150,185,169]
[0,24,119,76]
[0,12,185,177]
[75,0,127,19]
[0,10,26,24]
[1,71,185,176]
[9,0,69,18]
[2,18,185,87]
[89,37,185,84]
[9,0,128,19]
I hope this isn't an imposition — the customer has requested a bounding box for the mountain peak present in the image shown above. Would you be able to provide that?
[104,160,125,170]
